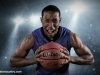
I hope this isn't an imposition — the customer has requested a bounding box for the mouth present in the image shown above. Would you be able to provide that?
[46,29,55,35]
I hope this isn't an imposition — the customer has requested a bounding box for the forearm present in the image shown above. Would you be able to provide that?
[10,57,37,67]
[69,56,94,65]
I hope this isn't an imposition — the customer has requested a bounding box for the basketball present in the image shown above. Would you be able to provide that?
[36,41,69,70]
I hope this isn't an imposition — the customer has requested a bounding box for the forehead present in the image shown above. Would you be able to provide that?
[42,11,60,19]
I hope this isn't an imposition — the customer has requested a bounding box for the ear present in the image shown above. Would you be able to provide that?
[40,17,42,23]
[59,17,61,22]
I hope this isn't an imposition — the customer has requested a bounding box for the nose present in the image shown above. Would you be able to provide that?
[48,22,55,30]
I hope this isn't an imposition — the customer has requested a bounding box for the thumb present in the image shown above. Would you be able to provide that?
[36,58,43,63]
[60,59,69,65]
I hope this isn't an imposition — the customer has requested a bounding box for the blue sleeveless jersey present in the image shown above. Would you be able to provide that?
[32,26,72,75]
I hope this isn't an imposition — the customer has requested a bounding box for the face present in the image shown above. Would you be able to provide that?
[41,11,61,38]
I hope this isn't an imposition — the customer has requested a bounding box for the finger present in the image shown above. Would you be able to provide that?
[60,59,69,65]
[62,47,69,55]
[36,58,43,63]
[35,54,41,58]
[62,59,69,64]
[35,52,43,58]
[60,55,69,59]
[60,50,69,55]
[35,46,44,55]
[61,55,67,58]
[63,47,67,50]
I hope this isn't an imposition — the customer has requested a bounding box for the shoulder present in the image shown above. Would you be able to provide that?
[59,26,71,36]
[31,27,42,39]
[32,27,42,33]
[25,34,33,41]
[21,34,34,48]
[60,26,71,31]
[70,32,83,49]
[70,32,80,41]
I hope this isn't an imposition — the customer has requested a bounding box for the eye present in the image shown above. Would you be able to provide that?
[52,19,58,23]
[45,19,49,23]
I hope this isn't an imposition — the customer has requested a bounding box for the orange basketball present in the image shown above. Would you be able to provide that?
[36,41,69,70]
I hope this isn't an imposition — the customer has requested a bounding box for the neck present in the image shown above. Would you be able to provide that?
[48,36,54,41]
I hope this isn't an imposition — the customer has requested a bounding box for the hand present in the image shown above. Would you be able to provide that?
[32,54,43,64]
[34,46,44,64]
[35,45,44,55]
[59,47,70,64]
[60,56,70,65]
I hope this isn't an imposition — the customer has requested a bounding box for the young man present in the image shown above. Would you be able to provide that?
[10,5,94,75]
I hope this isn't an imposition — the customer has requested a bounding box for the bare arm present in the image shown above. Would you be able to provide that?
[69,32,94,65]
[10,34,37,67]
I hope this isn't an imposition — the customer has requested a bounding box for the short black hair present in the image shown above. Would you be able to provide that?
[42,5,61,17]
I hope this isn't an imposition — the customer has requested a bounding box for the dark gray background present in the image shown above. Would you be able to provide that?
[0,0,100,75]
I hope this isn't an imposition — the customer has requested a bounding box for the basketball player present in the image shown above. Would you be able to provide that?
[10,5,94,75]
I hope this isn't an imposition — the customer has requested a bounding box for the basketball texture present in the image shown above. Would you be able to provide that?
[36,41,69,70]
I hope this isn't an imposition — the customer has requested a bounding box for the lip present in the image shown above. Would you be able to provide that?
[46,30,55,35]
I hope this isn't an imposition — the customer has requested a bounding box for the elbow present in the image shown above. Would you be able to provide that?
[10,57,17,67]
[88,55,95,64]
[82,54,95,65]
[90,56,95,64]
